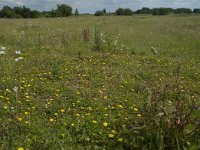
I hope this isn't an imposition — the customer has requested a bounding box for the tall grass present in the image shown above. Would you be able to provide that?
[0,15,199,149]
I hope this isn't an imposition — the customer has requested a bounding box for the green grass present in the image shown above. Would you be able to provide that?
[0,15,200,150]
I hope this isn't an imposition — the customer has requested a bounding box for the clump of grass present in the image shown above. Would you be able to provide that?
[82,28,90,42]
[92,27,102,52]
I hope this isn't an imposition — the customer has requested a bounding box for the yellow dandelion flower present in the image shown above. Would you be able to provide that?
[111,130,117,134]
[71,123,75,127]
[136,114,142,117]
[60,109,65,113]
[24,92,29,95]
[118,138,123,142]
[104,96,108,99]
[49,118,54,122]
[134,108,138,111]
[3,106,8,110]
[17,147,24,150]
[92,120,97,124]
[25,95,30,99]
[108,134,114,138]
[0,96,4,99]
[103,122,108,127]
[17,117,23,122]
[75,113,80,117]
[24,112,29,115]
[118,104,123,108]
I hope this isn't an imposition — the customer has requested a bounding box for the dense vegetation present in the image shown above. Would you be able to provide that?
[0,15,200,150]
[0,3,200,18]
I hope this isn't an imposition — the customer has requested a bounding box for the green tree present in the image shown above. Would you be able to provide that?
[124,8,133,15]
[152,8,171,15]
[174,8,192,14]
[0,6,15,18]
[94,10,104,16]
[74,8,79,16]
[13,6,31,18]
[56,4,72,17]
[30,10,41,18]
[193,8,200,13]
[115,8,125,15]
[135,7,151,14]
[103,8,106,14]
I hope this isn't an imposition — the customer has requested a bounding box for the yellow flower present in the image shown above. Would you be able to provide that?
[108,134,114,138]
[71,123,75,127]
[136,114,142,117]
[92,120,97,124]
[75,113,80,117]
[0,96,4,99]
[103,122,108,127]
[111,130,117,134]
[17,117,23,122]
[24,112,29,115]
[17,147,24,150]
[118,104,123,108]
[25,95,30,99]
[60,109,65,113]
[104,96,108,99]
[134,108,138,111]
[49,118,54,122]
[118,138,123,142]
[3,106,8,110]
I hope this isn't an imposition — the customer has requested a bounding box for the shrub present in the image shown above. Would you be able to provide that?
[94,10,104,16]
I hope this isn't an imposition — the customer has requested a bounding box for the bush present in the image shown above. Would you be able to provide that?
[193,8,200,13]
[115,8,125,16]
[94,10,104,16]
[116,8,133,16]
[56,4,72,17]
[174,8,192,14]
[152,8,171,15]
[0,6,15,18]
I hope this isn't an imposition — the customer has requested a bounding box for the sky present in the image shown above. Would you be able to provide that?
[0,0,200,13]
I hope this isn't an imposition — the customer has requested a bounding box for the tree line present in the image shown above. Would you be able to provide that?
[0,4,78,18]
[96,7,200,16]
[0,3,200,18]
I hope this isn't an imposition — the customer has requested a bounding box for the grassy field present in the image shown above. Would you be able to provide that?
[0,15,200,150]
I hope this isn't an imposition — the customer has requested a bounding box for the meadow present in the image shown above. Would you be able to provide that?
[0,15,200,150]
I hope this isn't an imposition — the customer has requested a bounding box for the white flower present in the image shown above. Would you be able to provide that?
[15,57,24,62]
[1,46,6,50]
[13,86,18,92]
[0,51,6,55]
[15,50,21,55]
